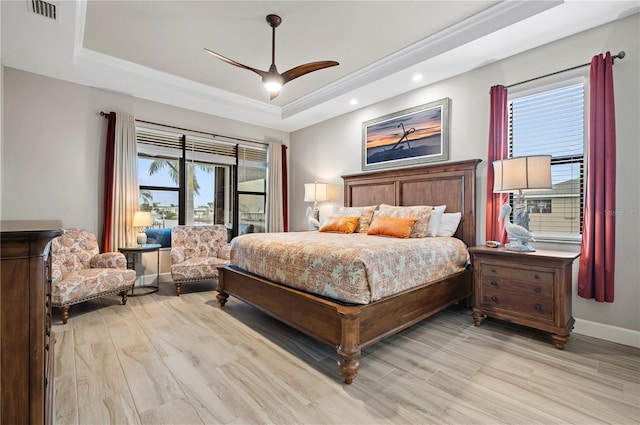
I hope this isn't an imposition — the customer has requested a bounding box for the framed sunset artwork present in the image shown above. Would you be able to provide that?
[362,98,450,171]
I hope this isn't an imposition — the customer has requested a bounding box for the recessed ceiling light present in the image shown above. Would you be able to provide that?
[350,99,358,105]
[413,74,423,82]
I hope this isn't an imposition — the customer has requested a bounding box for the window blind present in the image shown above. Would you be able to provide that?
[137,127,242,165]
[509,83,584,240]
[136,127,182,158]
[186,135,237,165]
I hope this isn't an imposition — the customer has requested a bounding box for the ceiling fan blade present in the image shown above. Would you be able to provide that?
[281,61,339,84]
[204,48,267,78]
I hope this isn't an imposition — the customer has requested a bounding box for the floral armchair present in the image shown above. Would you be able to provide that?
[51,228,136,324]
[170,225,230,296]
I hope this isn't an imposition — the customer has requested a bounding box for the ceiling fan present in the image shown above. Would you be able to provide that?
[205,14,339,100]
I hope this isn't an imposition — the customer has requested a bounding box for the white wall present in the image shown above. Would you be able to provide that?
[290,14,640,340]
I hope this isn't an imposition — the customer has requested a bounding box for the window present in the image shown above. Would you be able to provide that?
[509,82,585,241]
[528,199,552,214]
[237,145,268,234]
[136,126,268,240]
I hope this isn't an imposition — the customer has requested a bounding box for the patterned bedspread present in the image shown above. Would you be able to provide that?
[230,232,469,304]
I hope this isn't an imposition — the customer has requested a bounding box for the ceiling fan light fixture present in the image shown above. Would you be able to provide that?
[263,74,284,92]
[205,14,339,100]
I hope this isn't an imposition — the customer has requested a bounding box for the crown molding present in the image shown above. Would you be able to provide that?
[282,0,562,119]
[73,47,283,127]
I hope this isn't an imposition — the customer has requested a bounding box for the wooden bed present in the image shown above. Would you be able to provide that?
[216,159,481,384]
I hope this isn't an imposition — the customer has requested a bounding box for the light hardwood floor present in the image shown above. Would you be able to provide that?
[53,281,639,424]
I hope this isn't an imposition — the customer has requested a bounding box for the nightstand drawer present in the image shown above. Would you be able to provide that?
[482,264,553,285]
[481,289,554,320]
[479,276,553,299]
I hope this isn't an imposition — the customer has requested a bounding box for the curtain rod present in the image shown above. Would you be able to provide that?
[99,112,265,146]
[506,50,625,89]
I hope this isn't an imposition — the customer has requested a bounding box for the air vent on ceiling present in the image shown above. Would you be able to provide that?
[30,0,57,20]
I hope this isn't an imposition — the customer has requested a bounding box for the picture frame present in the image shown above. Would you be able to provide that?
[362,98,450,171]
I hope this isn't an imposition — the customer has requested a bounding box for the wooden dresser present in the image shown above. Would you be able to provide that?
[469,246,579,349]
[1,220,63,424]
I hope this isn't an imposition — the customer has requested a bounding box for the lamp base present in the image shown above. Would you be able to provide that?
[513,191,530,231]
[309,207,320,230]
[505,241,536,252]
[137,232,147,246]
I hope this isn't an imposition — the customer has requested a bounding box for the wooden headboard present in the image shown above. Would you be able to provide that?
[342,159,481,247]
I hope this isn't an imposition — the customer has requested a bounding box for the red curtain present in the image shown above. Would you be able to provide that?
[281,144,289,232]
[486,85,509,244]
[100,112,116,251]
[578,52,616,302]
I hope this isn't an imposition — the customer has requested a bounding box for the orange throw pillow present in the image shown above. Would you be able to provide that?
[319,216,360,234]
[367,216,418,238]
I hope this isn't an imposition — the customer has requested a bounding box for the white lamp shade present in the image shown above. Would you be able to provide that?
[132,211,152,227]
[493,155,552,192]
[304,183,328,202]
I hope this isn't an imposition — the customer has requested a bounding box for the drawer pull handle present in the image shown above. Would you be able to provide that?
[491,269,496,273]
[491,296,498,302]
[534,287,541,293]
[534,274,540,280]
[534,304,541,311]
[490,280,498,286]
[45,343,49,351]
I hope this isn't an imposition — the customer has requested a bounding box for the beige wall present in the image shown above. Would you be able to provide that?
[290,15,640,337]
[1,68,289,285]
[1,68,289,233]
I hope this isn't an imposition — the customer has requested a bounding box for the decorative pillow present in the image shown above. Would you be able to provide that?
[377,204,433,238]
[319,216,360,234]
[427,205,446,237]
[437,212,462,237]
[367,216,418,238]
[332,205,377,233]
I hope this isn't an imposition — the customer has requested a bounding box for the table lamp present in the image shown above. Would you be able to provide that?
[493,155,552,231]
[133,211,152,246]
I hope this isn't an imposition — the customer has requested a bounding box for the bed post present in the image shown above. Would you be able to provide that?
[336,305,361,384]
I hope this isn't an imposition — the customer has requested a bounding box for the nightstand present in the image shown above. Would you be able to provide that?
[469,246,579,349]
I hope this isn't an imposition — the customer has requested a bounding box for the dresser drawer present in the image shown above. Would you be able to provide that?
[479,275,553,299]
[481,289,554,321]
[482,263,553,285]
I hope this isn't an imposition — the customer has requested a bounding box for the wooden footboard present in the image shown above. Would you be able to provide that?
[217,265,472,384]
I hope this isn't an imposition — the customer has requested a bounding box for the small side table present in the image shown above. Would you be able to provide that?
[469,246,579,349]
[118,244,162,295]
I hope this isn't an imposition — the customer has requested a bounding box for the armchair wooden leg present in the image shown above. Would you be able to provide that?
[120,290,128,305]
[60,306,70,325]
[175,282,182,296]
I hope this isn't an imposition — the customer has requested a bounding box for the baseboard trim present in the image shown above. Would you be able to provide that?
[573,318,640,349]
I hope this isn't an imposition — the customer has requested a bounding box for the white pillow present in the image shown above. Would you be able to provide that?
[427,205,446,237]
[437,212,462,237]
